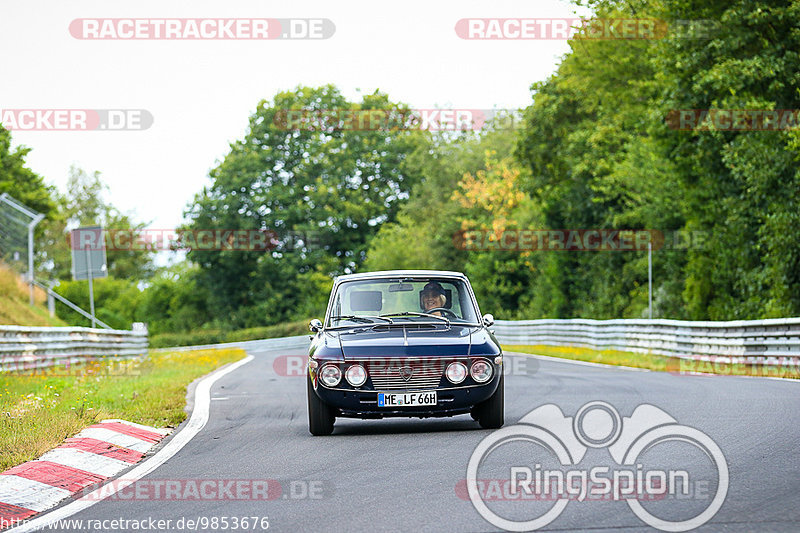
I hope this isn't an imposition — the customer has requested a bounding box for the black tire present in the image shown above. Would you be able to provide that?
[307,377,335,436]
[474,375,504,429]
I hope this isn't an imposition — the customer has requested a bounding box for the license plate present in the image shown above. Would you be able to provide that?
[378,391,437,407]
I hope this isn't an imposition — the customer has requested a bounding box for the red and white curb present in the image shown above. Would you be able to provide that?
[0,419,170,526]
[6,355,254,533]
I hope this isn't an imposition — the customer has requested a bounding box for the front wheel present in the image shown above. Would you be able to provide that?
[473,375,504,429]
[307,377,335,436]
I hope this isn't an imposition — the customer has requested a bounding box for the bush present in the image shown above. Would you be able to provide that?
[53,278,144,329]
[149,319,311,348]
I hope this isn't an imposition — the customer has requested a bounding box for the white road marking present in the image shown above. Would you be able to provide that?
[8,354,254,532]
[0,476,72,512]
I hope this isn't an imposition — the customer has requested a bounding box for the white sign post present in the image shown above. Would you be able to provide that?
[71,226,108,328]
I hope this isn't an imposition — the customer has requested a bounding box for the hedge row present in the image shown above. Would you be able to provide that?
[148,319,310,348]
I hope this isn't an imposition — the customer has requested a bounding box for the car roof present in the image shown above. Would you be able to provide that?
[333,270,468,283]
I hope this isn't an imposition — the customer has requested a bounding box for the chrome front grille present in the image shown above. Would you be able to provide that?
[366,358,445,390]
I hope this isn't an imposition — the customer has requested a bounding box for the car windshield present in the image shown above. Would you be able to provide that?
[327,278,479,327]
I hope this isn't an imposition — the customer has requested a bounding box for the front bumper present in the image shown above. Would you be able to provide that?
[311,377,500,419]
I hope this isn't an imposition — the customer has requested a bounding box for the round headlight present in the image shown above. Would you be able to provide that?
[470,359,493,383]
[445,361,467,384]
[319,364,341,387]
[345,364,367,387]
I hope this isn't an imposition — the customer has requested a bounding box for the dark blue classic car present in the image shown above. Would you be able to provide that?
[306,270,503,435]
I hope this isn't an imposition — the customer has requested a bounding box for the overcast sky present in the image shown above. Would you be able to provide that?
[2,0,587,232]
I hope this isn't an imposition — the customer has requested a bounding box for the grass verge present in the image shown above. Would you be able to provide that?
[503,344,799,379]
[0,348,246,471]
[0,263,67,327]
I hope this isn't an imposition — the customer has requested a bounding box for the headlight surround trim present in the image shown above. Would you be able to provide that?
[345,363,368,387]
[445,361,468,384]
[319,363,342,387]
[470,358,493,383]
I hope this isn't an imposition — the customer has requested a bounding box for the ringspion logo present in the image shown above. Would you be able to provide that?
[68,18,335,40]
[467,401,728,531]
[0,109,153,131]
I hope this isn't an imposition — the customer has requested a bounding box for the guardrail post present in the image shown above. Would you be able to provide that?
[47,289,55,317]
[648,241,653,320]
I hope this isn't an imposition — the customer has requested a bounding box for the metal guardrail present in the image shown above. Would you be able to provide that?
[0,325,148,372]
[9,315,799,373]
[493,318,800,365]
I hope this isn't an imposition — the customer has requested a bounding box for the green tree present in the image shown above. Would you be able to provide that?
[0,127,56,217]
[366,127,520,272]
[185,85,428,328]
[514,1,683,319]
[44,166,155,281]
[0,127,58,277]
[53,277,144,329]
[136,263,213,334]
[648,0,800,319]
[512,0,800,320]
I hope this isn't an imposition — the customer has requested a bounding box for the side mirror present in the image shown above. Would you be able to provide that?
[309,319,323,333]
[482,314,494,327]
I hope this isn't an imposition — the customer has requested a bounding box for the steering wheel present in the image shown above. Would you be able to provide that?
[424,307,458,319]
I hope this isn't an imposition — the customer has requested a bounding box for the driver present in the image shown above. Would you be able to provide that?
[421,281,447,316]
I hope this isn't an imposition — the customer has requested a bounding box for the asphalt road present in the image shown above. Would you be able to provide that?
[27,340,800,532]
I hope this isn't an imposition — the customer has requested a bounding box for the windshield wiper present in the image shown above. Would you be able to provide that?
[379,311,450,324]
[328,315,394,324]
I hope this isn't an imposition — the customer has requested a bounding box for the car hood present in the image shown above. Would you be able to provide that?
[331,325,491,358]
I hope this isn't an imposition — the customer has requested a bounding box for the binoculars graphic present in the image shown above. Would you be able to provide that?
[466,401,729,532]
